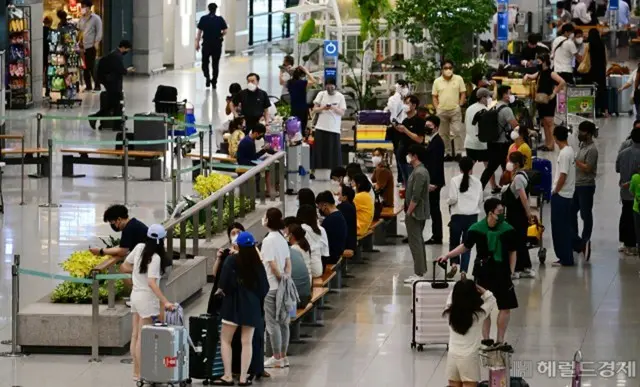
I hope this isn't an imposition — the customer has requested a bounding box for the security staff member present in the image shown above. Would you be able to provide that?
[89,40,133,130]
[196,3,228,89]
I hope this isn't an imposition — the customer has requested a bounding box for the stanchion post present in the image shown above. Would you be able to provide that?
[123,137,130,206]
[199,131,204,179]
[207,125,213,176]
[171,169,177,208]
[19,136,24,205]
[30,113,44,178]
[107,266,116,310]
[176,136,182,200]
[169,118,175,176]
[0,254,26,357]
[89,270,101,363]
[39,139,59,208]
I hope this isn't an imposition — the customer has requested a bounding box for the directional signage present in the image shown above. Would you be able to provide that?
[323,40,339,85]
[497,0,509,42]
[610,0,619,11]
[324,40,339,58]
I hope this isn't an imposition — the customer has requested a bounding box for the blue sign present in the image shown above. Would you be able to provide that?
[497,12,509,42]
[324,40,339,58]
[324,68,337,81]
[610,0,619,10]
[497,0,508,13]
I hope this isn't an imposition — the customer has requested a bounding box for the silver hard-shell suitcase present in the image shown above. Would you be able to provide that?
[139,323,190,387]
[609,75,634,116]
[286,143,311,194]
[411,261,453,352]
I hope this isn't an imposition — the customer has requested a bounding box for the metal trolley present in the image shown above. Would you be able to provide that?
[555,84,599,141]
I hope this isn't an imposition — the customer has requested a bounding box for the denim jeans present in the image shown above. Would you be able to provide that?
[571,185,596,252]
[551,194,574,266]
[449,214,478,273]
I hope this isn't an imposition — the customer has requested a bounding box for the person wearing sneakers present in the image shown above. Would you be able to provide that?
[573,121,598,261]
[616,127,640,256]
[443,279,497,387]
[446,157,483,278]
[404,144,431,284]
[551,126,577,266]
[438,198,518,347]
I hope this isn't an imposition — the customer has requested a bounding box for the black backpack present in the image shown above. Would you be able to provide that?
[501,171,529,209]
[476,105,508,143]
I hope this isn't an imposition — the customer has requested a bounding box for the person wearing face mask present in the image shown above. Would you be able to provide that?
[311,79,347,178]
[423,116,446,246]
[195,3,228,89]
[480,86,520,193]
[572,0,593,25]
[551,126,577,266]
[507,128,532,170]
[551,23,581,84]
[209,222,246,314]
[316,191,347,267]
[89,40,133,130]
[337,185,358,254]
[572,121,598,261]
[371,148,394,208]
[233,73,272,134]
[284,223,313,308]
[502,152,535,280]
[385,80,410,185]
[437,198,518,346]
[524,54,566,151]
[403,145,431,283]
[77,0,102,92]
[352,173,375,237]
[432,60,466,161]
[394,95,426,185]
[584,28,609,117]
[330,167,348,192]
[236,123,270,167]
[465,87,491,164]
[296,205,326,277]
[573,29,586,62]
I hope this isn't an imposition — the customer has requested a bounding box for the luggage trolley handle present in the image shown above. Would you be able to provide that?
[572,350,583,387]
[430,260,449,289]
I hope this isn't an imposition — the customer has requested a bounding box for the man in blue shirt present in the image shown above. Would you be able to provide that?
[195,3,228,89]
[236,124,269,166]
[316,191,347,266]
[607,0,631,47]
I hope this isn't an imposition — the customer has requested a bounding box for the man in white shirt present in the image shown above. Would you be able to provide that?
[572,0,592,24]
[552,23,580,84]
[385,79,409,185]
[464,87,490,164]
[551,125,577,267]
[312,79,347,176]
[619,65,640,119]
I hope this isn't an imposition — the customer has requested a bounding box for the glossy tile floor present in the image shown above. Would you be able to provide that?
[0,52,637,386]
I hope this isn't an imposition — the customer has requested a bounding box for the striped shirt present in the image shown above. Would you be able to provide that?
[616,144,640,201]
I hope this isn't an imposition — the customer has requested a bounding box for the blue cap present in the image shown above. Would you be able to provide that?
[147,224,167,243]
[236,231,256,247]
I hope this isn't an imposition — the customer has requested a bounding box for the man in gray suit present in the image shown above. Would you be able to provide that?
[404,144,431,284]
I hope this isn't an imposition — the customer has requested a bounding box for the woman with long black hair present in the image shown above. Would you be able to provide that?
[443,279,497,387]
[120,224,174,382]
[287,66,316,136]
[586,28,609,117]
[296,204,326,276]
[446,157,483,278]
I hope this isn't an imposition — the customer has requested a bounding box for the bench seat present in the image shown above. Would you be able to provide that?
[313,270,337,288]
[1,147,48,155]
[0,147,50,176]
[187,152,236,164]
[60,148,163,181]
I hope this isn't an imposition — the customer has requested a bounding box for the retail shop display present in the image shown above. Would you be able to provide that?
[7,5,33,109]
[46,20,82,107]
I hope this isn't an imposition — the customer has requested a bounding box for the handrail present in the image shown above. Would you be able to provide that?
[93,256,120,272]
[163,151,286,231]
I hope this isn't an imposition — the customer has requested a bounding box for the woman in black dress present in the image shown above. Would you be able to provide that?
[524,54,566,151]
[586,28,609,117]
[215,232,269,386]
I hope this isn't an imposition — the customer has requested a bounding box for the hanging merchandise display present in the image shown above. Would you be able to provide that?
[7,5,33,109]
[47,21,82,107]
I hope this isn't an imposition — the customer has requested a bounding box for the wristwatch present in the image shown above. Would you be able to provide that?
[99,248,104,256]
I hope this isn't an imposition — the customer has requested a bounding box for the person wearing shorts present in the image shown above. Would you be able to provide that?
[438,198,518,346]
[120,224,175,382]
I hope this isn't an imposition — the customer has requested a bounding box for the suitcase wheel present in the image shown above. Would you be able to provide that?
[538,248,547,263]
[410,342,416,349]
[417,344,424,352]
[136,382,143,387]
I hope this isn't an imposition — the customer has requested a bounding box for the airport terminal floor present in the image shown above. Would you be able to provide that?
[0,52,637,387]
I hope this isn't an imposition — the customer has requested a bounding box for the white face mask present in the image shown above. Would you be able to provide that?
[231,234,238,245]
[443,69,453,77]
[261,217,268,227]
[371,156,382,166]
[334,195,341,204]
[506,162,515,172]
[510,130,520,141]
[400,87,409,97]
[486,97,493,106]
[575,38,583,45]
[343,176,350,185]
[81,7,88,15]
[331,179,340,186]
[406,155,413,164]
[402,104,410,113]
[508,95,516,104]
[247,82,257,91]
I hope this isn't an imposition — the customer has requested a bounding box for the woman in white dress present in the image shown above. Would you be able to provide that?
[296,204,327,276]
[120,224,175,381]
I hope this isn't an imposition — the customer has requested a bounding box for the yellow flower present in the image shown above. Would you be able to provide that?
[193,173,233,198]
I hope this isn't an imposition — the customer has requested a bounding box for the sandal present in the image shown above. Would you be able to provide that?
[238,381,253,386]
[212,377,235,386]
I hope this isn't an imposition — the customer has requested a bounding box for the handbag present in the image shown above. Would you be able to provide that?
[535,93,551,104]
[577,44,591,74]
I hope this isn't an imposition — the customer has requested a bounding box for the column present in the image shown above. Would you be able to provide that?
[223,0,249,54]
[132,0,165,75]
[25,0,44,104]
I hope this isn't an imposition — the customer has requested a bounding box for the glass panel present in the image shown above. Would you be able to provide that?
[272,0,286,12]
[272,12,284,40]
[252,14,269,43]
[253,0,269,15]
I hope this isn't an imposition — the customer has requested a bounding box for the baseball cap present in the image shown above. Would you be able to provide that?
[476,88,492,100]
[147,224,167,243]
[236,231,256,247]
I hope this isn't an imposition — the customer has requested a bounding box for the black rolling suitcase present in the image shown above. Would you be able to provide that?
[115,132,135,151]
[99,91,124,130]
[188,313,224,384]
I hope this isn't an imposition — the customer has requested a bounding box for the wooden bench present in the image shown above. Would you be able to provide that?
[375,205,404,245]
[288,287,330,344]
[326,257,344,289]
[188,153,238,180]
[341,250,355,281]
[0,148,50,177]
[187,152,236,164]
[60,148,164,181]
[353,219,384,264]
[312,269,337,288]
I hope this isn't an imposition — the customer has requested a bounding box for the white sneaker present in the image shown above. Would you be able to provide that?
[403,275,422,284]
[283,357,290,367]
[624,247,638,256]
[264,356,284,369]
[511,272,520,280]
[520,268,536,278]
[619,244,626,252]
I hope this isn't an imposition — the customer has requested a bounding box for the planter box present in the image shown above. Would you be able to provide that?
[17,256,208,355]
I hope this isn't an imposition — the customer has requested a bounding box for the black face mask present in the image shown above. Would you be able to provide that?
[110,222,119,232]
[578,133,588,142]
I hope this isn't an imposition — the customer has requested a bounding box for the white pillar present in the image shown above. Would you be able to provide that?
[133,0,165,74]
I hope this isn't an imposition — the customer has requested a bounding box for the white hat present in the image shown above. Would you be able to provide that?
[147,224,167,243]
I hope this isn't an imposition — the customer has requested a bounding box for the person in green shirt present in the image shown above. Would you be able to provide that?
[629,170,640,245]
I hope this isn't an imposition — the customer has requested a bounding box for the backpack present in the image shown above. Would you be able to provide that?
[501,171,529,209]
[477,105,508,143]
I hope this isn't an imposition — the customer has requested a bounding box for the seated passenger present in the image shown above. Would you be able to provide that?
[337,185,357,252]
[297,187,316,208]
[226,117,245,159]
[286,223,313,308]
[347,162,375,202]
[236,123,270,166]
[330,166,348,187]
[315,191,347,266]
[296,204,325,277]
[371,148,395,208]
[352,173,374,236]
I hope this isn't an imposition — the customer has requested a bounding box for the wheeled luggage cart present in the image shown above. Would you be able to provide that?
[555,84,599,145]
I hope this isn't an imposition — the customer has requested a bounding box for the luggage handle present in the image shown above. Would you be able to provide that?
[431,260,450,289]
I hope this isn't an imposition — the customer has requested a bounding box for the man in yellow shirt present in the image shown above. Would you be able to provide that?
[432,60,467,160]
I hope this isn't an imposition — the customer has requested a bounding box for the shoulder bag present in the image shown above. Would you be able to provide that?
[577,44,591,74]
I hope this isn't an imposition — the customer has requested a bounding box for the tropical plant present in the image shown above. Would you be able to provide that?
[99,235,120,248]
[355,0,391,39]
[193,173,234,198]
